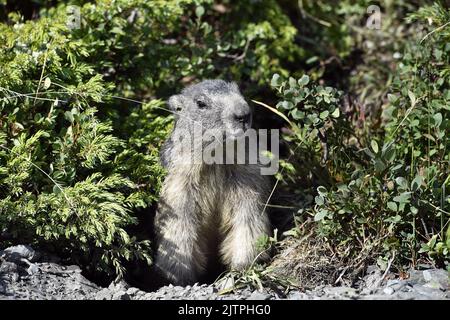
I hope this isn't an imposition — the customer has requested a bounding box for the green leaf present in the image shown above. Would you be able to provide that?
[52,185,62,194]
[298,75,310,86]
[319,110,329,119]
[278,101,294,110]
[317,186,327,196]
[331,107,340,118]
[271,73,282,87]
[387,94,398,103]
[314,209,328,221]
[433,113,442,127]
[291,109,305,120]
[315,195,324,205]
[387,201,398,212]
[43,77,51,90]
[371,140,379,154]
[289,77,297,88]
[382,144,396,163]
[408,90,416,106]
[411,175,423,192]
[395,177,408,189]
[306,56,319,64]
[195,6,205,18]
[428,234,438,249]
[374,159,386,172]
[393,192,411,204]
[64,111,74,123]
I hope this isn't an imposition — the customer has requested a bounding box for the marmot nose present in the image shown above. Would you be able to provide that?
[234,112,251,124]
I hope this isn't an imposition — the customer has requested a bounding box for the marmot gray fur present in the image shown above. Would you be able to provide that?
[154,80,271,285]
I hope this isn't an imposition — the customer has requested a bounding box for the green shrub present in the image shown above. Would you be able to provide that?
[270,3,450,274]
[0,0,304,277]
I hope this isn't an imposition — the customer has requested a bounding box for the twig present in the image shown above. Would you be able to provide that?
[218,39,251,62]
[420,21,450,44]
[375,251,396,288]
[34,46,50,106]
[334,266,348,285]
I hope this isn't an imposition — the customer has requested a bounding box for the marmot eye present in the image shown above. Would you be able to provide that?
[196,100,208,109]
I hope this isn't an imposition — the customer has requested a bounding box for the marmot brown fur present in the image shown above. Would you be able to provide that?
[154,80,271,285]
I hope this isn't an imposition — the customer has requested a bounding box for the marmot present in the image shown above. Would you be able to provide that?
[154,80,271,285]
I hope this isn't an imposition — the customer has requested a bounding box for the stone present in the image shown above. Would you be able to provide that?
[0,261,19,282]
[386,279,400,286]
[323,286,357,297]
[423,269,449,290]
[412,284,446,299]
[112,291,130,300]
[360,288,374,295]
[386,279,408,291]
[0,244,448,301]
[407,270,426,284]
[65,265,82,273]
[383,287,394,295]
[0,261,18,274]
[26,264,40,275]
[107,279,130,294]
[288,291,308,300]
[366,265,381,274]
[126,287,140,296]
[95,288,112,300]
[247,291,271,300]
[2,245,38,263]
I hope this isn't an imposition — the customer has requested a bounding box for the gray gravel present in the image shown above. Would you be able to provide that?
[0,245,448,300]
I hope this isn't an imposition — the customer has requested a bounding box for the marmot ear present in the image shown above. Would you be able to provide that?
[168,94,184,112]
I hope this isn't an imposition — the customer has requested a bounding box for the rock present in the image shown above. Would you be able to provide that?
[385,279,409,292]
[65,265,81,273]
[108,279,130,291]
[360,288,374,295]
[126,287,140,296]
[1,245,39,263]
[112,291,130,300]
[0,261,19,282]
[412,284,447,299]
[363,266,383,290]
[383,287,395,295]
[247,291,271,300]
[288,291,308,300]
[26,264,39,275]
[386,279,399,286]
[407,270,426,284]
[323,286,357,298]
[398,291,420,300]
[95,288,112,300]
[0,244,448,301]
[423,269,448,290]
[0,261,18,274]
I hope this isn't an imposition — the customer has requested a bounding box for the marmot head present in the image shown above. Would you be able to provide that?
[168,80,252,140]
